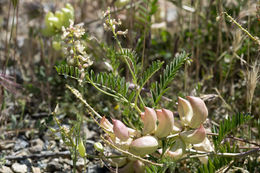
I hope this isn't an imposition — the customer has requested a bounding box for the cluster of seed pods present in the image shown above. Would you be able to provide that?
[100,96,214,172]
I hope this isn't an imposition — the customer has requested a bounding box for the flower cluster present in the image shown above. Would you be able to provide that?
[61,20,93,69]
[99,96,214,170]
[103,7,128,37]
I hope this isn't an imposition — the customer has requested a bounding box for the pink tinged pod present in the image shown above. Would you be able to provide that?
[133,160,145,173]
[165,138,186,160]
[193,137,214,152]
[100,116,113,133]
[187,96,208,128]
[180,124,206,144]
[141,107,157,135]
[112,119,130,141]
[155,109,174,138]
[178,97,193,126]
[129,136,159,156]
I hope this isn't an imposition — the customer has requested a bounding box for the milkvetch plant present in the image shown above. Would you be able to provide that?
[50,6,255,173]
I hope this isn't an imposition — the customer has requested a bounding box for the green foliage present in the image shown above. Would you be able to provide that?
[212,112,252,147]
[11,0,19,8]
[120,48,140,81]
[136,0,158,26]
[139,60,164,89]
[198,143,238,172]
[55,64,80,79]
[151,52,190,106]
[87,70,132,101]
[55,64,132,103]
[198,113,252,173]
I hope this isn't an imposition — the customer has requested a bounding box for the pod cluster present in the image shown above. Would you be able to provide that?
[100,96,214,172]
[43,3,74,36]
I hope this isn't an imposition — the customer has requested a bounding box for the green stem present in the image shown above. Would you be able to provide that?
[66,85,102,119]
[86,75,120,100]
[108,15,137,84]
[222,12,260,46]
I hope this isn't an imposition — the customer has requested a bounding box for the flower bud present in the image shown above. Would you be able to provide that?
[165,138,186,160]
[94,142,104,153]
[112,119,129,141]
[178,97,193,126]
[129,136,158,156]
[78,139,86,157]
[100,116,113,133]
[180,124,206,144]
[141,107,157,135]
[187,96,208,128]
[155,109,174,138]
[193,137,214,152]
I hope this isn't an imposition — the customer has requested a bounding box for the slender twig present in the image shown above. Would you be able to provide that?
[221,12,260,46]
[206,133,260,146]
[187,148,260,158]
[66,85,102,119]
[226,136,260,147]
[85,0,143,25]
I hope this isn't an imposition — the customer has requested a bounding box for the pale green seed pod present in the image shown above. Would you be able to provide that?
[180,124,206,144]
[155,109,174,138]
[141,107,157,135]
[47,16,60,30]
[45,12,55,27]
[129,136,158,156]
[54,11,65,30]
[61,7,74,27]
[78,139,86,157]
[65,3,74,13]
[52,41,61,51]
[187,96,208,128]
[94,142,104,153]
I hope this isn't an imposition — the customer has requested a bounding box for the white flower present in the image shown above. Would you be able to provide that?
[75,40,85,54]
